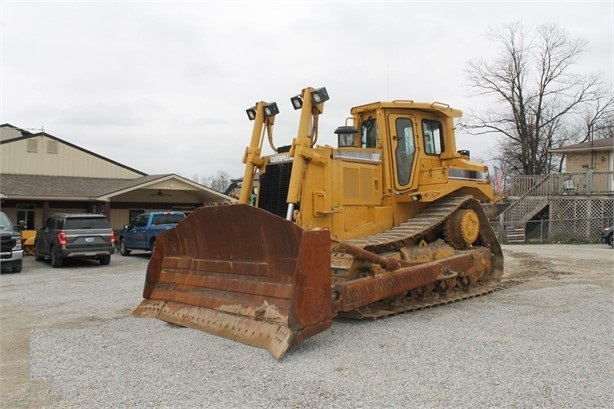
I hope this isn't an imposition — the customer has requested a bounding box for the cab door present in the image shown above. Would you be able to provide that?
[126,214,148,249]
[388,114,418,191]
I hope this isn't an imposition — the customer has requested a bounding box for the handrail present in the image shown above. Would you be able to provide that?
[510,171,614,197]
[499,174,551,223]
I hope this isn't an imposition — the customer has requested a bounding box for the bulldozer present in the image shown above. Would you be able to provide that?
[21,229,36,256]
[133,86,503,359]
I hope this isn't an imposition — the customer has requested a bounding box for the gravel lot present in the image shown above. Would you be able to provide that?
[1,245,613,408]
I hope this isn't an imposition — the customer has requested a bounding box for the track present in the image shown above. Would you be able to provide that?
[334,196,504,319]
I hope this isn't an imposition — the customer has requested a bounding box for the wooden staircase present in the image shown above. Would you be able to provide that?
[498,174,551,243]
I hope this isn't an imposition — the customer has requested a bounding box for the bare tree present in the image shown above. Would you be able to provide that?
[202,171,232,193]
[574,87,614,143]
[463,21,613,176]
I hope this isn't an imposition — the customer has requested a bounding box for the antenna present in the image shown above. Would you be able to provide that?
[25,126,45,134]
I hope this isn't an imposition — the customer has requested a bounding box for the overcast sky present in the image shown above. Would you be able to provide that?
[2,1,612,182]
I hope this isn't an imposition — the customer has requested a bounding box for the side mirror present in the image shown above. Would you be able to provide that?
[15,220,26,231]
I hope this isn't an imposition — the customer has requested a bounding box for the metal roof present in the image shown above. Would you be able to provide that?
[0,173,232,203]
[551,137,613,153]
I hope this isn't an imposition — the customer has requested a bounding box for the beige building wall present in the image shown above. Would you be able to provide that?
[109,209,131,230]
[1,135,142,178]
[564,151,614,192]
[564,151,613,173]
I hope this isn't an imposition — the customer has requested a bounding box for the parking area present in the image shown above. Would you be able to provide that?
[1,252,150,408]
[1,245,613,408]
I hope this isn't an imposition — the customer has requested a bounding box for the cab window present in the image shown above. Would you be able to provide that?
[361,118,378,148]
[422,120,444,155]
[134,215,147,227]
[395,118,415,185]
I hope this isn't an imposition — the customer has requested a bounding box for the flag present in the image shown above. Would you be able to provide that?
[494,165,505,194]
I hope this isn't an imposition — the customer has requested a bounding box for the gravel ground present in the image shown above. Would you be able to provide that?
[1,245,613,409]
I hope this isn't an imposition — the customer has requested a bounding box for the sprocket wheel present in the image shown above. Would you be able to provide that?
[444,208,480,249]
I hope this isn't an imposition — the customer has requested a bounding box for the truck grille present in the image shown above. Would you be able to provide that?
[1,236,17,252]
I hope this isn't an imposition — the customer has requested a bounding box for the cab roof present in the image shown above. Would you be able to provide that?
[350,101,462,118]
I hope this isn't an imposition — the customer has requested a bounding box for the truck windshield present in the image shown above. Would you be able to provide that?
[0,212,13,229]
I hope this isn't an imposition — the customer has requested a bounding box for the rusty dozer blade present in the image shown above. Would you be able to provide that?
[133,204,334,359]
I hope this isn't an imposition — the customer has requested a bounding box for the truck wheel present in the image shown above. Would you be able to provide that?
[609,234,614,249]
[12,260,23,273]
[99,255,111,265]
[34,246,44,262]
[50,248,63,268]
[119,239,131,256]
[149,239,156,256]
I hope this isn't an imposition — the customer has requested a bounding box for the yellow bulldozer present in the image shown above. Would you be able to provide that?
[133,86,503,359]
[21,229,36,256]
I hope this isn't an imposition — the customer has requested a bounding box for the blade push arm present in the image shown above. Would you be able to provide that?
[286,87,329,219]
[240,101,278,204]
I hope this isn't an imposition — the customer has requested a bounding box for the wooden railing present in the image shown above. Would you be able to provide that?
[495,171,613,244]
[510,171,614,197]
[499,174,550,224]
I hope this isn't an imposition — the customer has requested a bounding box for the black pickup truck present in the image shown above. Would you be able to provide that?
[0,211,24,273]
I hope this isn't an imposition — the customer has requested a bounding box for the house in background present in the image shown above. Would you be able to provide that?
[0,124,233,230]
[550,137,614,193]
[499,136,613,244]
[551,136,614,174]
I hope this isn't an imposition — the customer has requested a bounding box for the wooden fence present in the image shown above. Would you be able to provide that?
[509,171,614,197]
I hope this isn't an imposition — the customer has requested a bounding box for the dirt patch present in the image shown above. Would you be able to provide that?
[499,245,613,291]
[499,251,562,289]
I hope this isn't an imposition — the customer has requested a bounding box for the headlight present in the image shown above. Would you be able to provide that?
[14,235,22,250]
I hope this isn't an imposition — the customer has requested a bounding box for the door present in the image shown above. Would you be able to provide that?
[388,115,417,191]
[16,204,35,230]
[37,217,58,255]
[126,214,148,249]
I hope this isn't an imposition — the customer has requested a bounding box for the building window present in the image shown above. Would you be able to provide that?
[128,210,144,223]
[27,139,38,153]
[47,140,58,154]
[16,204,36,229]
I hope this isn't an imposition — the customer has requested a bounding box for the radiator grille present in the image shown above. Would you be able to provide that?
[258,162,293,218]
